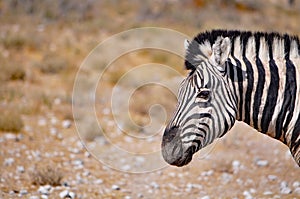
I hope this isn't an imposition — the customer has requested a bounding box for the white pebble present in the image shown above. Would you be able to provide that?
[293,181,300,188]
[256,159,268,167]
[150,182,160,189]
[50,128,58,136]
[267,175,277,181]
[294,187,300,194]
[19,189,28,195]
[4,133,17,140]
[112,185,120,190]
[124,196,131,199]
[38,118,47,126]
[41,195,48,199]
[4,158,14,166]
[200,196,210,199]
[94,179,103,184]
[38,185,52,195]
[59,190,72,198]
[54,98,61,105]
[59,191,67,198]
[263,191,273,195]
[68,192,75,199]
[17,166,25,173]
[62,120,72,129]
[243,191,253,199]
[280,181,292,194]
[232,160,240,168]
[280,187,292,194]
[29,196,39,199]
[221,173,232,184]
[121,165,131,171]
[72,159,84,166]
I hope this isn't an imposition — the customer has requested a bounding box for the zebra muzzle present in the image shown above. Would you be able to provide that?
[161,126,195,167]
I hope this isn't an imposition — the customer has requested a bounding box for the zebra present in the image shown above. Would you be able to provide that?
[161,30,300,167]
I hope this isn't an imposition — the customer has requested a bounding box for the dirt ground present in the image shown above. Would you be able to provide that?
[0,0,300,198]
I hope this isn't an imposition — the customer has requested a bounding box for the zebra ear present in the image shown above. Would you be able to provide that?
[184,39,190,50]
[211,37,231,71]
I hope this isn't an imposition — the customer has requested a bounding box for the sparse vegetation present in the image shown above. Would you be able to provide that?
[0,62,26,82]
[0,109,24,132]
[31,164,63,186]
[36,53,68,74]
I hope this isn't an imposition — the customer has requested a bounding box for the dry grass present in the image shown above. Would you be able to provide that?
[0,109,23,133]
[0,62,26,82]
[31,164,63,186]
[35,53,68,74]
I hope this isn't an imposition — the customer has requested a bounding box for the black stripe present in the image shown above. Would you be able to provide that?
[253,34,265,130]
[241,33,253,125]
[261,59,279,133]
[275,61,297,140]
[183,132,204,139]
[282,60,297,133]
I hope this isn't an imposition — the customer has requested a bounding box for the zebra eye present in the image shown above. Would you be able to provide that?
[196,89,210,100]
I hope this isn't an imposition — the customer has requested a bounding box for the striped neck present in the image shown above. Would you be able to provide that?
[226,34,300,145]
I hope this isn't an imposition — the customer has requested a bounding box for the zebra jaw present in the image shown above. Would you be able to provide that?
[161,126,198,167]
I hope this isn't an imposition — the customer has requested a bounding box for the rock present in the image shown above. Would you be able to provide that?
[17,165,25,173]
[38,185,52,195]
[4,158,14,166]
[255,159,268,167]
[62,120,72,129]
[94,179,103,184]
[221,173,232,184]
[59,190,75,198]
[121,164,131,171]
[267,175,277,181]
[29,196,39,199]
[112,185,120,190]
[150,182,160,189]
[200,196,210,199]
[280,181,292,194]
[280,187,292,194]
[243,191,253,199]
[72,159,84,167]
[41,195,48,199]
[54,98,61,105]
[19,189,28,196]
[293,181,300,188]
[50,128,58,136]
[294,187,300,194]
[232,160,240,169]
[38,118,47,126]
[263,191,273,195]
[124,196,131,199]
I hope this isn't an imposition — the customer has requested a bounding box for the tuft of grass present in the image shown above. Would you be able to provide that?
[35,53,68,74]
[31,164,63,186]
[0,63,26,82]
[0,109,24,133]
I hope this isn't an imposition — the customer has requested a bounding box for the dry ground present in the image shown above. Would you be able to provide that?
[0,0,300,198]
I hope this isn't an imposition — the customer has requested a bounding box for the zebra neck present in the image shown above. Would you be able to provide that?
[226,36,300,146]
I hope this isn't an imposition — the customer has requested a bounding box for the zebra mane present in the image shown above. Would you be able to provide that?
[185,29,300,72]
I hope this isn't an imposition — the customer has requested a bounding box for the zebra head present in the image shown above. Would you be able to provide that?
[162,35,237,166]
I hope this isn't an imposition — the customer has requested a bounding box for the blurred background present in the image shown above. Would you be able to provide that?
[1,0,300,198]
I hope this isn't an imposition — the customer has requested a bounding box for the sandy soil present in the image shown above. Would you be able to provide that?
[1,0,300,198]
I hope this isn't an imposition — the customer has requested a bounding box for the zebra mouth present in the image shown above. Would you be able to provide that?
[161,126,196,167]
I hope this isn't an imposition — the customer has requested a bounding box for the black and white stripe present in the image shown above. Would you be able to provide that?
[162,30,300,167]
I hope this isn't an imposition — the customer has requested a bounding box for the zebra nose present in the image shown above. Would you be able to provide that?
[161,126,183,165]
[162,126,180,145]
